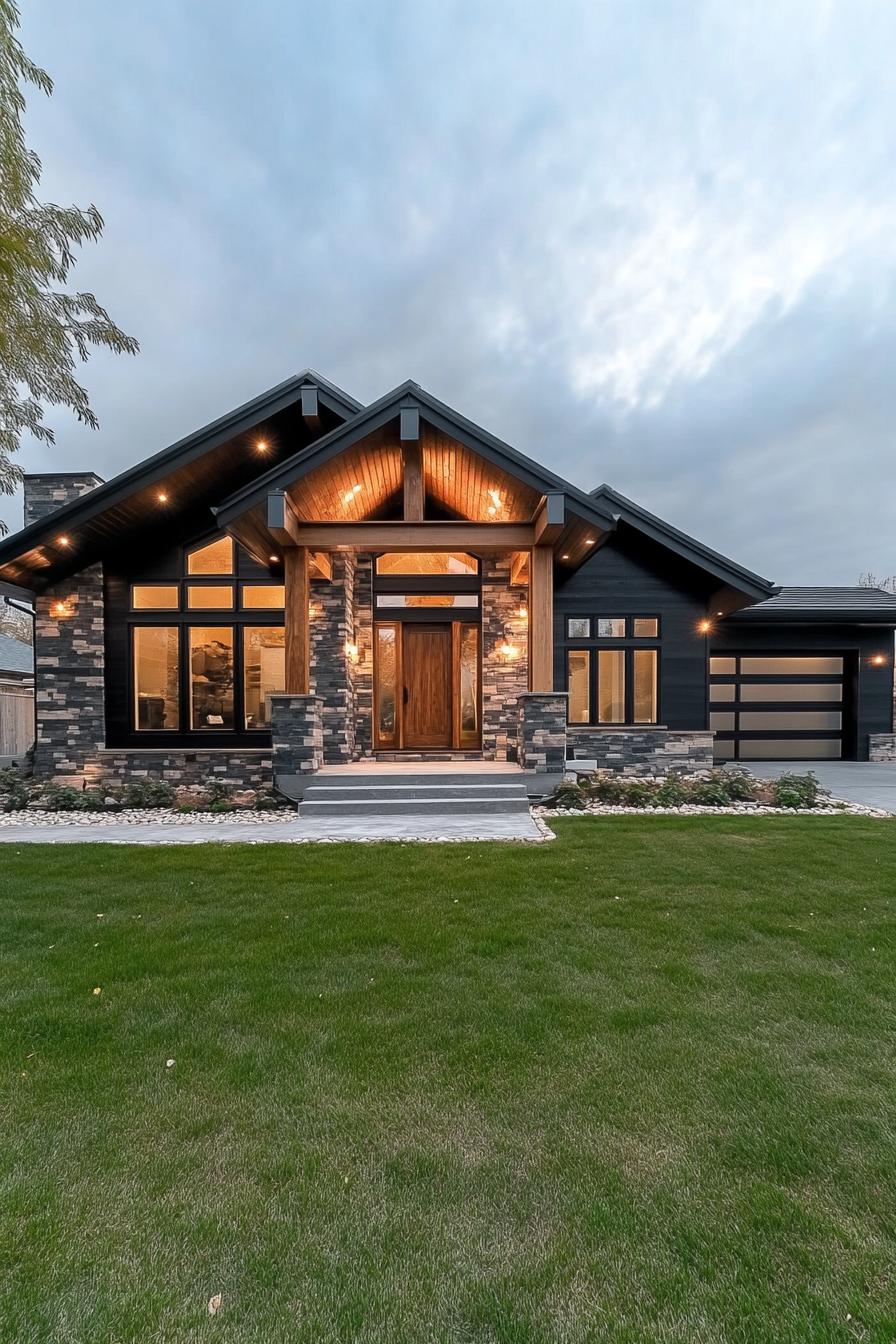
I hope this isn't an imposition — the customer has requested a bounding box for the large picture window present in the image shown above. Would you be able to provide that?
[128,535,284,737]
[563,616,660,726]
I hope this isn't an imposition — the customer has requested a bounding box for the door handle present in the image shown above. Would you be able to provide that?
[403,686,409,705]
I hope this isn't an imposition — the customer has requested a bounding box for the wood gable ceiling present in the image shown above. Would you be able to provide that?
[284,419,542,524]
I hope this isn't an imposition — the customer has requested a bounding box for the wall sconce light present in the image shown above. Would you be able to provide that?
[498,623,518,659]
[50,598,72,618]
[697,619,712,635]
[345,640,359,662]
[872,653,887,667]
[517,599,528,620]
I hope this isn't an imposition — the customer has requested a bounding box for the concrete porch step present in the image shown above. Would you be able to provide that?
[296,769,531,817]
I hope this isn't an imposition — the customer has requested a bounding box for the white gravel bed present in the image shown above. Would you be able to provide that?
[0,807,296,827]
[536,798,891,819]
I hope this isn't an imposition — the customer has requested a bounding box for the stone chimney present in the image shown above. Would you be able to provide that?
[23,472,105,527]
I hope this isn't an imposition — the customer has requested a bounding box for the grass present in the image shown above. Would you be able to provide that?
[1,819,896,1343]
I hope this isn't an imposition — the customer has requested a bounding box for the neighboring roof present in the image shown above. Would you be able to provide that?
[590,484,778,602]
[217,379,618,534]
[0,369,362,594]
[724,586,896,624]
[0,633,33,676]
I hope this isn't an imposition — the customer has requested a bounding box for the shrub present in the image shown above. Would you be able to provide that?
[549,780,588,810]
[586,775,627,805]
[0,768,29,812]
[39,783,85,811]
[255,794,282,811]
[209,799,235,814]
[719,768,758,802]
[655,776,688,807]
[203,777,232,804]
[120,779,176,809]
[620,780,654,808]
[689,780,731,807]
[771,772,824,810]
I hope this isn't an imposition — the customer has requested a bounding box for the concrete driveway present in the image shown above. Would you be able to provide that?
[743,761,896,814]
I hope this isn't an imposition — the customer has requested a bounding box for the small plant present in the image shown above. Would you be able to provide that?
[586,775,627,805]
[689,780,731,807]
[655,776,688,807]
[209,799,235,814]
[0,768,29,812]
[718,769,757,802]
[254,795,282,811]
[550,780,587,810]
[203,777,232,805]
[620,780,654,808]
[771,772,824,810]
[176,804,195,814]
[120,779,176,809]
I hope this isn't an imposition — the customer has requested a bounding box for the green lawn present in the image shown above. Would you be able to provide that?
[2,820,896,1343]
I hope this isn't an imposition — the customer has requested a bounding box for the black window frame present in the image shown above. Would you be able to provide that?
[564,643,662,726]
[127,535,285,741]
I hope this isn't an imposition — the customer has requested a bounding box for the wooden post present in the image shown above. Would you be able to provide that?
[530,545,554,691]
[284,547,309,694]
[402,441,424,521]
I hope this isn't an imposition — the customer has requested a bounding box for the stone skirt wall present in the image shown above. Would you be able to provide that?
[567,727,714,776]
[869,733,896,762]
[92,749,273,790]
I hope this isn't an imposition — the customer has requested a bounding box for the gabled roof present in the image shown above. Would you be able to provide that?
[589,483,778,602]
[216,380,618,534]
[724,586,896,624]
[0,633,33,676]
[0,369,361,594]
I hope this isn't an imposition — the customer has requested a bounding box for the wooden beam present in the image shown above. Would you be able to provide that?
[510,550,529,586]
[267,491,300,546]
[285,522,535,551]
[284,547,310,694]
[300,385,320,429]
[309,551,332,581]
[534,493,566,545]
[530,545,554,692]
[399,406,420,441]
[402,440,424,522]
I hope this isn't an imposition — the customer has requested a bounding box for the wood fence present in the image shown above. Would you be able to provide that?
[0,683,34,757]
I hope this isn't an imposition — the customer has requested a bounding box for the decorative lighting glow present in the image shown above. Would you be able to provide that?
[157,491,168,504]
[585,537,595,546]
[50,598,72,618]
[269,555,279,563]
[487,505,498,516]
[255,439,269,453]
[57,535,70,547]
[872,654,887,666]
[561,554,570,561]
[345,640,359,662]
[698,619,712,635]
[517,601,528,620]
[342,484,363,506]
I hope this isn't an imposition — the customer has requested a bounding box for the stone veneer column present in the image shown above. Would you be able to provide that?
[481,553,529,759]
[269,694,323,778]
[310,553,357,763]
[33,565,106,781]
[351,555,374,756]
[517,692,568,773]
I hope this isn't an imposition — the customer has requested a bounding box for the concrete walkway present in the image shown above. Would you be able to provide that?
[0,812,549,844]
[744,761,896,814]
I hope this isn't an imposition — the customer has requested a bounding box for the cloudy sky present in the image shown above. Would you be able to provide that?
[7,0,896,583]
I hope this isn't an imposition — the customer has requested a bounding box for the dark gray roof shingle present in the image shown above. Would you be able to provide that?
[727,586,896,622]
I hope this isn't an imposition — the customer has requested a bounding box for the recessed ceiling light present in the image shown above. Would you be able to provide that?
[256,439,268,453]
[57,535,70,547]
[157,491,168,504]
[584,538,595,545]
[561,554,570,560]
[269,554,279,563]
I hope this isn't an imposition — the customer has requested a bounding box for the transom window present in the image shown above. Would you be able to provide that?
[375,552,478,575]
[566,615,659,639]
[130,536,284,735]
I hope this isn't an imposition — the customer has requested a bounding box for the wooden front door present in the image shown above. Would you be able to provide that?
[403,624,452,748]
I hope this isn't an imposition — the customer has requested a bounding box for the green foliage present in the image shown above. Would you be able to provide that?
[620,780,653,807]
[203,777,232,804]
[586,775,627,804]
[119,779,175,810]
[655,775,688,807]
[254,794,282,811]
[771,772,825,810]
[0,765,27,810]
[549,780,588,810]
[209,799,235,814]
[719,768,758,802]
[0,1,138,524]
[689,780,732,807]
[38,783,84,811]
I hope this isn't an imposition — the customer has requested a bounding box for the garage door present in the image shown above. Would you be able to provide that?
[710,655,846,762]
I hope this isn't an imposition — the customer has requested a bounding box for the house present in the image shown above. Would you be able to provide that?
[0,631,34,759]
[0,370,894,792]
